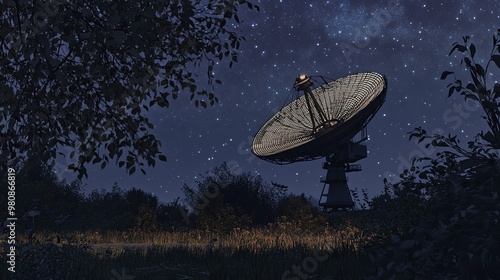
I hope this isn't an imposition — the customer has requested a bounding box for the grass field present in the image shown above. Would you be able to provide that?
[1,217,386,280]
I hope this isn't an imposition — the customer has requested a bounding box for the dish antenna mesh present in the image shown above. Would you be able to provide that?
[251,72,387,211]
[253,72,386,163]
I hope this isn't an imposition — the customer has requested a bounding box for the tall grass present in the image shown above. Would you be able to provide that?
[2,220,382,279]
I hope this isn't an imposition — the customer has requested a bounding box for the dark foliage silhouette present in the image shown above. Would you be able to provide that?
[182,162,283,231]
[0,0,259,178]
[369,29,500,280]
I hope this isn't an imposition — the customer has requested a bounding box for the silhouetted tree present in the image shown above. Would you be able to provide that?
[126,187,158,210]
[0,0,259,178]
[183,162,282,231]
[156,197,189,230]
[371,29,500,280]
[125,187,159,230]
[276,193,326,232]
[80,184,163,231]
[83,184,133,230]
[0,159,84,234]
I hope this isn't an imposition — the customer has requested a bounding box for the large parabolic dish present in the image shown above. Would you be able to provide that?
[252,72,387,164]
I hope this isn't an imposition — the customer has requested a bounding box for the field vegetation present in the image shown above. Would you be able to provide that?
[2,30,500,280]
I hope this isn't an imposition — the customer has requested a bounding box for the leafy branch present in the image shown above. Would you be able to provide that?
[440,30,500,149]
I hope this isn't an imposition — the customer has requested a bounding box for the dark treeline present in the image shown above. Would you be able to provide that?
[1,30,500,279]
[1,159,327,235]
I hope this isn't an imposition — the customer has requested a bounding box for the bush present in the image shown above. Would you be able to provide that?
[276,193,327,233]
[182,162,283,231]
[369,29,500,279]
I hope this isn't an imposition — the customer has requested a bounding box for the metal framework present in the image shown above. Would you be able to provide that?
[319,140,367,211]
[252,72,387,164]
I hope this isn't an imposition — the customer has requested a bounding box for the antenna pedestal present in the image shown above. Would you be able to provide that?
[319,141,367,211]
[251,73,387,211]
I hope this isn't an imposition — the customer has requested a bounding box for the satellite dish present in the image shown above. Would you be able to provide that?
[252,72,387,211]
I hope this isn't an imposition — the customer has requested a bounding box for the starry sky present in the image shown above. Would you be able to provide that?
[55,0,499,205]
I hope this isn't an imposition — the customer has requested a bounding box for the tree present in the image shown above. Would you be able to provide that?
[156,197,189,230]
[370,29,500,280]
[413,30,500,171]
[182,162,282,231]
[0,0,259,178]
[125,187,159,230]
[83,183,134,230]
[0,159,85,234]
[276,193,326,233]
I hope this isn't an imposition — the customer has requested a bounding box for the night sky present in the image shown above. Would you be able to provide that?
[55,0,499,205]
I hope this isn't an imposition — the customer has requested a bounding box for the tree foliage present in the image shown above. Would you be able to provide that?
[370,29,500,279]
[182,162,283,232]
[437,29,500,151]
[0,159,85,236]
[276,193,326,233]
[0,159,188,233]
[0,0,259,178]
